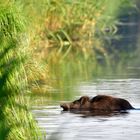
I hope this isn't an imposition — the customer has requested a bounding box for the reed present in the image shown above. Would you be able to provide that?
[0,2,42,140]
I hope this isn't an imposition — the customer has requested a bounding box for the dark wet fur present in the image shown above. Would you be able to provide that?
[60,95,135,113]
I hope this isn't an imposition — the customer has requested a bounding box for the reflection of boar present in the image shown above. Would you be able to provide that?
[60,95,134,111]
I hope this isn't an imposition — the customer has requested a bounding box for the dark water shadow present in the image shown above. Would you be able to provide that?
[61,110,129,118]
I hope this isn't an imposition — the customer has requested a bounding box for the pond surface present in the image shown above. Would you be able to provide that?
[32,74,140,140]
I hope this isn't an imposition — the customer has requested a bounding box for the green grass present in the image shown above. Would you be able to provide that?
[0,2,42,140]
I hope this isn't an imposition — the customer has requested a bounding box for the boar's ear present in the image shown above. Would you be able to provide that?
[80,96,90,105]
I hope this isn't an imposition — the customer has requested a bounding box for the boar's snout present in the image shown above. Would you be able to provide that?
[60,103,70,111]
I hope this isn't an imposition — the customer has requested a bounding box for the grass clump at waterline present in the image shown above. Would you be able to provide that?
[0,3,43,140]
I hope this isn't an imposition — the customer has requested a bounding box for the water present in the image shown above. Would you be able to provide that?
[32,77,140,140]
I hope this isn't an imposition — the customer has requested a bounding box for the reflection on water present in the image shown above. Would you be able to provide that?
[32,78,140,140]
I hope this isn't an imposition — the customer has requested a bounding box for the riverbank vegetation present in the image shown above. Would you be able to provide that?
[0,0,138,139]
[0,2,42,140]
[21,0,136,93]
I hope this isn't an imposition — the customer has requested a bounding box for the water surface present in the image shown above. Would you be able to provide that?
[32,77,140,140]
